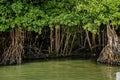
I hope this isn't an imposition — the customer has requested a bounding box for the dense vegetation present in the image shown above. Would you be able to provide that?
[0,0,120,65]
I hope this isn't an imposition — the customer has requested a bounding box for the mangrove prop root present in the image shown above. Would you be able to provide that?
[0,27,24,65]
[97,25,120,65]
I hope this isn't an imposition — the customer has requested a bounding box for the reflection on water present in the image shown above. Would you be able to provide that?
[100,66,116,80]
[0,60,120,80]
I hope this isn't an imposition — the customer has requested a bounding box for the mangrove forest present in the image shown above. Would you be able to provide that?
[0,0,120,66]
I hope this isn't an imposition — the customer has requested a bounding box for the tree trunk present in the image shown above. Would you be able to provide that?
[0,27,24,65]
[55,25,60,55]
[97,25,120,65]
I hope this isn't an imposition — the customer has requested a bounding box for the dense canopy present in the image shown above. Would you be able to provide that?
[0,0,120,33]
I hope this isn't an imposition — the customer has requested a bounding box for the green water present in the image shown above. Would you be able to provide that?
[0,60,120,80]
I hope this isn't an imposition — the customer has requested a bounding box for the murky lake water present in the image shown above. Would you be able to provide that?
[0,60,119,80]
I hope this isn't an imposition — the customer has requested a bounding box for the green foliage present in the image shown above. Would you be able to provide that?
[0,0,120,34]
[75,0,120,33]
